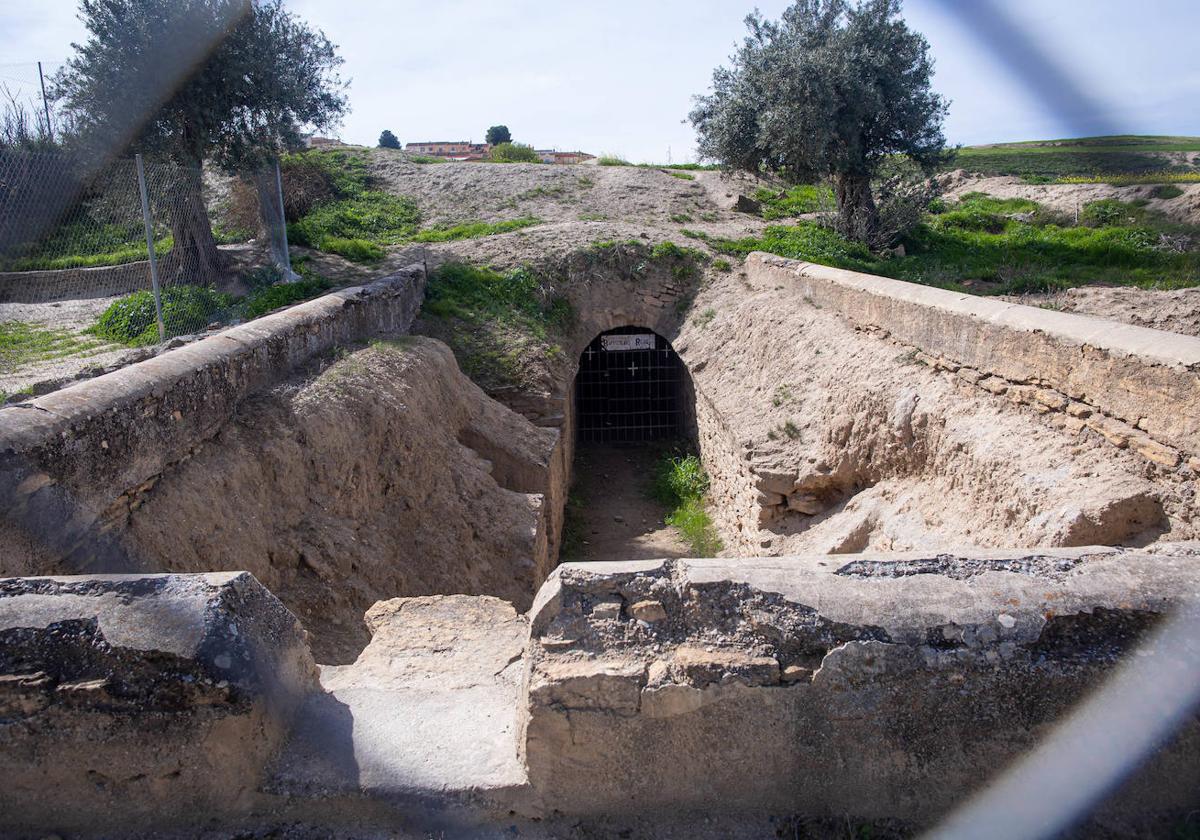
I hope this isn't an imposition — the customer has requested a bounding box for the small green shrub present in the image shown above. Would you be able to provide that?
[670,213,694,224]
[665,170,695,181]
[408,155,446,164]
[598,154,631,167]
[240,276,332,319]
[694,308,716,328]
[490,142,541,163]
[1153,184,1185,200]
[713,258,732,272]
[89,286,234,346]
[288,191,421,249]
[320,237,385,262]
[1080,199,1136,227]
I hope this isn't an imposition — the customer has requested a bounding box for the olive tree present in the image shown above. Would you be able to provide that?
[690,0,949,245]
[55,0,347,278]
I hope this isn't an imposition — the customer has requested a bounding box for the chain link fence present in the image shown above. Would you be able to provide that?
[0,138,296,398]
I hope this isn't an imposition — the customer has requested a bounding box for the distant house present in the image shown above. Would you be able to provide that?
[405,141,491,161]
[536,150,596,165]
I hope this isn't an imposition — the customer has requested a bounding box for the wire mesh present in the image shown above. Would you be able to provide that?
[0,145,292,395]
[575,328,683,444]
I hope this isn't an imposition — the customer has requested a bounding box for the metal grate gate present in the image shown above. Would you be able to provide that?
[575,327,683,444]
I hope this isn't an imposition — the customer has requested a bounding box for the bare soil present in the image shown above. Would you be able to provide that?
[564,444,690,563]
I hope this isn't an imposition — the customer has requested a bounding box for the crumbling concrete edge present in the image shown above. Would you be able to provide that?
[747,253,1200,460]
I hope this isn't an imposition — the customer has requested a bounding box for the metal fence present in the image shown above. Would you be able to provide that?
[0,146,294,395]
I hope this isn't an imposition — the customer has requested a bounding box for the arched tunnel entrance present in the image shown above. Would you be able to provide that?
[575,326,686,443]
[564,326,698,563]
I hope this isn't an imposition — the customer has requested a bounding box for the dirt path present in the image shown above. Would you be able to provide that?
[564,444,691,563]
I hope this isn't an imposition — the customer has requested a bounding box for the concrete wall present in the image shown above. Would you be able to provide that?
[748,253,1200,466]
[0,265,425,576]
[520,546,1200,823]
[0,572,317,834]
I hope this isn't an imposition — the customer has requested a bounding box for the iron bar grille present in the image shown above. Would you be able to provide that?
[575,327,682,444]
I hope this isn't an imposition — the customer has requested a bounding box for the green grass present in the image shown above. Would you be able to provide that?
[412,217,541,242]
[289,191,421,250]
[699,192,1200,295]
[755,184,833,220]
[1153,185,1186,200]
[240,275,332,319]
[598,154,632,167]
[651,453,722,555]
[0,220,173,272]
[0,321,114,371]
[665,170,695,181]
[318,237,385,262]
[421,262,573,388]
[407,155,447,164]
[951,135,1200,182]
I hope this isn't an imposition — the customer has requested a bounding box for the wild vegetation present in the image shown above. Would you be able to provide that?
[420,262,573,388]
[702,192,1200,294]
[0,321,114,373]
[651,453,722,555]
[952,136,1200,183]
[54,0,348,279]
[690,0,949,245]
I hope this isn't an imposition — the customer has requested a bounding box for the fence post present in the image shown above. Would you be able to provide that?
[274,159,299,281]
[136,154,166,343]
[37,62,53,143]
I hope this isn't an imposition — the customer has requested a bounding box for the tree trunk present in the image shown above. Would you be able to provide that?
[834,172,879,246]
[163,163,223,283]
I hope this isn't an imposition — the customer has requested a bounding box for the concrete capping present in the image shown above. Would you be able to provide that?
[0,571,319,832]
[748,253,1200,456]
[0,265,425,564]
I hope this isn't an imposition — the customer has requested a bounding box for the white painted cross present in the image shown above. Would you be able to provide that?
[629,362,638,376]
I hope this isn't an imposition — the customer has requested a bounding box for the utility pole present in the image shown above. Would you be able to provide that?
[37,61,53,142]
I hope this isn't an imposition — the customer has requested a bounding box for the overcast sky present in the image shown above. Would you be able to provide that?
[2,0,1197,162]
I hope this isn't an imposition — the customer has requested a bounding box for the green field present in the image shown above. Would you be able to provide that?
[952,135,1200,183]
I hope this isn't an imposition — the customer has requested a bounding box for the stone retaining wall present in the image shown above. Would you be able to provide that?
[0,265,425,576]
[748,253,1200,462]
[520,546,1200,822]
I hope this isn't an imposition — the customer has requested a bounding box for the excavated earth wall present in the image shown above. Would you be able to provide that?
[674,253,1200,556]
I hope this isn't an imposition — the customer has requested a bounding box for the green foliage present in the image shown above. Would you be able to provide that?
[952,137,1200,180]
[598,154,632,167]
[407,154,446,164]
[89,285,234,346]
[691,0,949,240]
[240,276,331,319]
[754,184,833,220]
[288,191,421,249]
[0,322,112,371]
[490,142,541,163]
[670,213,694,224]
[0,225,172,272]
[318,236,384,262]
[1153,185,1186,200]
[57,0,347,169]
[665,170,695,180]
[713,258,733,272]
[422,262,572,388]
[486,125,513,146]
[710,191,1200,294]
[413,217,541,242]
[652,453,722,555]
[694,308,716,328]
[378,129,401,149]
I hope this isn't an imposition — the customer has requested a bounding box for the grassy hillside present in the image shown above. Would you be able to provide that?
[952,135,1200,184]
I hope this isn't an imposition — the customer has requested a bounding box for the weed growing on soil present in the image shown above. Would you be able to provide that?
[713,258,733,272]
[289,191,421,250]
[665,170,696,181]
[694,308,716,328]
[241,275,332,319]
[0,322,112,370]
[755,184,833,220]
[413,218,541,242]
[319,237,385,262]
[421,262,573,388]
[651,453,722,555]
[700,191,1200,294]
[1152,185,1186,200]
[598,155,632,167]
